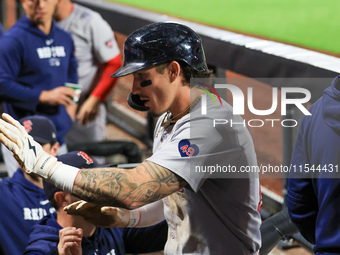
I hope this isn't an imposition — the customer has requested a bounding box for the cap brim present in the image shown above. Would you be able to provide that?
[111,62,148,78]
[34,137,55,144]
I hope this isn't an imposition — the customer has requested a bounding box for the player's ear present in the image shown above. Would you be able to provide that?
[54,191,67,207]
[20,0,27,9]
[168,61,181,82]
[50,142,60,157]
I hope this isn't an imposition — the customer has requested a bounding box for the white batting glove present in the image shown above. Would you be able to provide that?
[64,200,132,228]
[0,113,58,176]
[0,113,79,192]
[64,200,165,228]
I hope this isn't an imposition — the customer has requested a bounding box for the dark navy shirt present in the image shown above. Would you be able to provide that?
[24,213,167,255]
[288,76,340,254]
[0,169,55,255]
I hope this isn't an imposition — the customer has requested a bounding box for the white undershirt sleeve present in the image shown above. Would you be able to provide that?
[128,200,165,228]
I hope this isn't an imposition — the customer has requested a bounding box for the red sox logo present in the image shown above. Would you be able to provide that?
[105,39,113,48]
[23,120,33,133]
[77,151,93,164]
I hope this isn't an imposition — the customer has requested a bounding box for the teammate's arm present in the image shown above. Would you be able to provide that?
[72,160,187,209]
[90,54,121,102]
[76,55,121,125]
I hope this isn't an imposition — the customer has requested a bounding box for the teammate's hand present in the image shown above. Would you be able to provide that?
[58,227,83,255]
[65,101,78,121]
[39,86,75,106]
[76,95,101,125]
[0,113,57,175]
[64,200,130,228]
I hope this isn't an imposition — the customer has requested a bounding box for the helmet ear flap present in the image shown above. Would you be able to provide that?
[127,93,149,111]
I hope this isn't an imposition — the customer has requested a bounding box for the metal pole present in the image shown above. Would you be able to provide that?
[282,105,294,207]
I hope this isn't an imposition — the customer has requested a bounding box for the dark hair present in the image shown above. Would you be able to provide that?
[155,61,214,84]
[49,197,59,210]
[40,141,58,147]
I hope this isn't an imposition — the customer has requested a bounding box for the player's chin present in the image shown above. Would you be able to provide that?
[33,17,46,25]
[148,108,164,118]
[146,102,166,117]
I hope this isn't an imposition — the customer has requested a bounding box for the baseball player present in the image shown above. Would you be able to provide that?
[0,22,261,254]
[0,0,78,176]
[24,151,167,254]
[54,0,122,164]
[0,116,58,255]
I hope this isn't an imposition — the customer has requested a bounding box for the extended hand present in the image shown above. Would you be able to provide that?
[76,95,101,125]
[64,201,130,228]
[39,86,75,106]
[0,113,57,175]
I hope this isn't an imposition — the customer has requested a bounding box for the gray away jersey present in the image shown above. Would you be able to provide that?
[147,94,261,254]
[57,4,120,149]
[57,3,120,94]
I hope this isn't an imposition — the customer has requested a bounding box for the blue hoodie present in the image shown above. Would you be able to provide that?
[24,213,168,255]
[288,75,340,254]
[0,15,78,145]
[0,169,55,255]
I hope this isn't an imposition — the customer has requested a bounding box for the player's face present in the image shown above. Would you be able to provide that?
[21,0,58,25]
[132,66,177,117]
[41,142,59,156]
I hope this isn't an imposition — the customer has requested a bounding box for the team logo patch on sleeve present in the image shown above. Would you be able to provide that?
[178,139,199,157]
[105,39,113,48]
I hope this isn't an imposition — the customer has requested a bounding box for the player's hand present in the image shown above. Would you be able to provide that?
[76,95,101,125]
[64,200,130,228]
[65,101,78,121]
[39,86,76,106]
[0,113,58,176]
[58,227,83,255]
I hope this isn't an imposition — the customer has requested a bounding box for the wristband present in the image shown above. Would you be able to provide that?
[127,208,141,228]
[34,153,80,193]
[49,164,81,193]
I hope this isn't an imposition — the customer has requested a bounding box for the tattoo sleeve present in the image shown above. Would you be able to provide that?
[72,161,187,209]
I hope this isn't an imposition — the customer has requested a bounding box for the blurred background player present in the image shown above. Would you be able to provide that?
[54,0,122,164]
[0,0,78,176]
[288,75,340,254]
[24,151,167,255]
[0,115,59,255]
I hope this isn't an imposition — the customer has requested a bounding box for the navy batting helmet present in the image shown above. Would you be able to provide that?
[111,21,208,78]
[111,22,208,111]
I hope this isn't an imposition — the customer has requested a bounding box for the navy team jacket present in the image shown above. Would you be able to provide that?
[24,213,168,255]
[0,15,78,145]
[0,169,55,255]
[288,75,340,254]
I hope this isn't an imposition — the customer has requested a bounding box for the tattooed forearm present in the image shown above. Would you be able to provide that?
[73,168,126,207]
[72,162,187,209]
